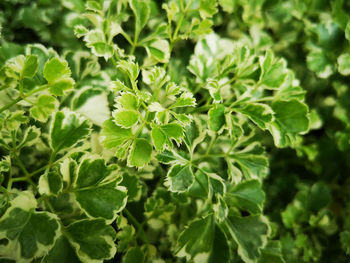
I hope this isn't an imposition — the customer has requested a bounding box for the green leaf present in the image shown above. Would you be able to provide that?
[123,247,145,263]
[43,57,75,95]
[189,169,225,198]
[43,236,81,263]
[346,20,350,41]
[73,155,127,221]
[83,29,114,60]
[66,219,117,262]
[161,123,184,144]
[233,103,274,130]
[176,215,215,261]
[38,171,63,196]
[307,182,331,212]
[259,50,287,89]
[0,192,60,261]
[151,125,167,151]
[120,173,142,202]
[113,110,139,128]
[268,99,309,147]
[221,215,270,263]
[128,138,152,167]
[306,51,334,78]
[116,92,139,110]
[228,143,269,180]
[226,180,265,214]
[129,0,150,35]
[338,53,350,76]
[209,225,230,263]
[145,39,170,64]
[117,60,140,82]
[30,95,58,122]
[50,110,91,152]
[209,104,226,132]
[218,0,236,13]
[259,241,286,263]
[184,118,206,153]
[5,54,38,79]
[101,119,132,149]
[169,92,196,109]
[86,0,103,13]
[156,149,179,164]
[17,126,41,148]
[341,231,350,255]
[165,164,194,193]
[22,55,38,78]
[199,0,218,19]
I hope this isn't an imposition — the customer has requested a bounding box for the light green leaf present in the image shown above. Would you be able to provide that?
[161,123,184,144]
[116,92,139,110]
[117,60,140,82]
[346,20,350,41]
[151,125,167,151]
[233,103,274,130]
[191,18,213,36]
[259,50,287,89]
[129,0,150,35]
[0,192,60,262]
[199,0,218,19]
[66,219,117,262]
[74,25,89,38]
[50,110,91,152]
[22,55,38,78]
[6,54,38,79]
[226,180,265,214]
[218,0,237,13]
[208,104,226,132]
[306,51,334,78]
[113,110,139,128]
[83,29,113,60]
[128,138,152,167]
[169,92,196,109]
[165,164,194,193]
[221,215,270,263]
[145,39,170,64]
[268,100,309,147]
[101,119,132,149]
[86,0,103,13]
[5,110,29,130]
[73,156,127,222]
[30,95,58,122]
[43,58,75,95]
[338,53,350,76]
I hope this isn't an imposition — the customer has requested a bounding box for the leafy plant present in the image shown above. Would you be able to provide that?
[0,0,349,262]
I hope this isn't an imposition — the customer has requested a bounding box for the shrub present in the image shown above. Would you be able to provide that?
[0,0,349,262]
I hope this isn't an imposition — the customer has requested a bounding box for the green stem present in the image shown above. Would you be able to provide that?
[205,133,216,156]
[0,84,48,114]
[123,208,149,244]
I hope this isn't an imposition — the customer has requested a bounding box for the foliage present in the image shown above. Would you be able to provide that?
[0,0,349,262]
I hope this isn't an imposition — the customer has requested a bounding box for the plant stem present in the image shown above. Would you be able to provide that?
[0,84,48,114]
[123,208,149,244]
